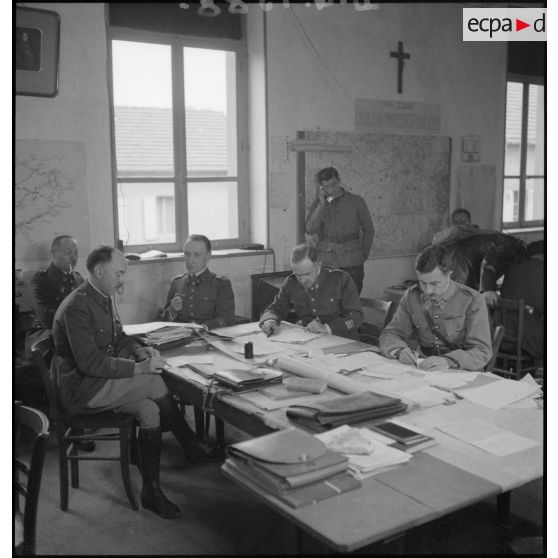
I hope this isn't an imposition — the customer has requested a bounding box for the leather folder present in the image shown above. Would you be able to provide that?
[224,459,360,509]
[213,368,282,390]
[226,427,348,491]
[286,391,407,429]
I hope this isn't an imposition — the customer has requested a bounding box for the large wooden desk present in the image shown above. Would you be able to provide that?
[160,325,543,553]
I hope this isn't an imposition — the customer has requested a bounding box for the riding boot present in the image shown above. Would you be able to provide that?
[154,393,220,464]
[138,427,182,519]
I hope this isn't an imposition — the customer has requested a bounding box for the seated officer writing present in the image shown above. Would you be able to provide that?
[379,245,492,371]
[52,246,216,520]
[259,243,363,340]
[162,234,235,329]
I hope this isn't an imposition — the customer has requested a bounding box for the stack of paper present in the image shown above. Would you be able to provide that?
[316,425,412,479]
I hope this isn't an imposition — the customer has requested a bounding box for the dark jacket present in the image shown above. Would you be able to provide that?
[260,267,363,340]
[162,268,235,329]
[51,281,140,415]
[33,263,84,328]
[433,228,526,292]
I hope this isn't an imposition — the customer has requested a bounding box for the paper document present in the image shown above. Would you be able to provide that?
[436,418,539,456]
[425,371,478,390]
[123,322,193,335]
[227,334,290,356]
[267,325,322,344]
[165,366,212,387]
[316,426,411,479]
[164,354,214,367]
[456,377,541,409]
[214,322,262,338]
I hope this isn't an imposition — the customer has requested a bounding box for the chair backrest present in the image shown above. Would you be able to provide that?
[30,336,64,427]
[360,298,395,330]
[359,298,395,346]
[485,324,504,372]
[14,402,50,555]
[492,298,525,360]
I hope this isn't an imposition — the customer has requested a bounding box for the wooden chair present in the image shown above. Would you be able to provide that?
[492,298,538,380]
[359,298,395,346]
[14,402,49,556]
[31,337,139,512]
[485,325,504,373]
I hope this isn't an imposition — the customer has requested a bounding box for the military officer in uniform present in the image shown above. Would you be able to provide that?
[162,234,235,329]
[33,235,83,329]
[305,167,374,294]
[52,246,217,519]
[260,243,363,340]
[379,244,492,371]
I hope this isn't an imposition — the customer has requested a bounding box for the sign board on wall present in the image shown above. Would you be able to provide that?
[355,99,441,135]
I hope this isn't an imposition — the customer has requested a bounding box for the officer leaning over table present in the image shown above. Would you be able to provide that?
[379,244,492,371]
[162,234,235,329]
[259,243,363,340]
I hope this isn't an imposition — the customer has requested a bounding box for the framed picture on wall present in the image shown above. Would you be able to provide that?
[16,7,60,98]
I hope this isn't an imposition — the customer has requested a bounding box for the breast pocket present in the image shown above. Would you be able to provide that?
[441,314,467,345]
[93,327,113,350]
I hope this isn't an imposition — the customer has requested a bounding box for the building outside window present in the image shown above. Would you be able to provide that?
[503,78,544,228]
[109,33,247,251]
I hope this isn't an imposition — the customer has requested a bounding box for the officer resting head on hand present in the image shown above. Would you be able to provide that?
[379,244,492,372]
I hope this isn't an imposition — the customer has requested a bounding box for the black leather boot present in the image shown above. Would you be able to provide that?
[138,427,182,519]
[154,393,221,464]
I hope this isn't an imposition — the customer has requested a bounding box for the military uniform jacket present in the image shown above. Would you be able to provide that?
[305,190,374,268]
[433,228,526,292]
[162,268,235,329]
[51,281,140,415]
[379,281,492,371]
[260,267,363,340]
[33,263,84,328]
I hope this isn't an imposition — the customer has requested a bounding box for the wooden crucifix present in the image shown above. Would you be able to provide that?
[390,41,410,94]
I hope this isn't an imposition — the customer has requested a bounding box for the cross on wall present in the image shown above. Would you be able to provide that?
[390,41,410,94]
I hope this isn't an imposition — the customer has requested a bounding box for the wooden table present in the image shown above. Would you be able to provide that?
[161,325,543,553]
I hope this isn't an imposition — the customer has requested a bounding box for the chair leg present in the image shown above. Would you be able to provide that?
[204,412,211,437]
[59,438,69,511]
[215,418,225,448]
[119,427,138,511]
[193,407,205,440]
[70,442,79,489]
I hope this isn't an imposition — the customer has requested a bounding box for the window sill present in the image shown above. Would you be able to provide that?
[125,248,273,265]
[502,227,544,234]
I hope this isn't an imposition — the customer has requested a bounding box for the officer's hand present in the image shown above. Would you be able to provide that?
[135,346,160,362]
[306,319,328,334]
[418,356,452,371]
[318,187,327,205]
[482,290,499,308]
[398,347,417,365]
[261,319,278,336]
[170,295,184,312]
[134,356,164,375]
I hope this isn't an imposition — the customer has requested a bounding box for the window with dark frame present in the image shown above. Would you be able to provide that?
[108,8,247,252]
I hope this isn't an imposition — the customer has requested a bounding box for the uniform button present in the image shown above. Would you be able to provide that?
[434,315,439,319]
[312,309,317,312]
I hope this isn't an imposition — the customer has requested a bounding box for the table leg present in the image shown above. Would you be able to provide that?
[193,407,205,440]
[496,491,512,553]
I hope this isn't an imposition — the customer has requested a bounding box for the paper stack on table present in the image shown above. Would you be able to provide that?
[316,425,412,480]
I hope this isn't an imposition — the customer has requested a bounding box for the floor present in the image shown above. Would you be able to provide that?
[32,409,544,556]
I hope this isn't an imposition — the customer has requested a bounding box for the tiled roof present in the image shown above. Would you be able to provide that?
[114,106,228,176]
[505,83,540,144]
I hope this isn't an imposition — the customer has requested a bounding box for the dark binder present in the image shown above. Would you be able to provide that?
[213,367,283,390]
[286,391,407,430]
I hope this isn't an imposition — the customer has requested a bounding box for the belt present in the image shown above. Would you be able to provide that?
[421,345,461,357]
[319,233,360,243]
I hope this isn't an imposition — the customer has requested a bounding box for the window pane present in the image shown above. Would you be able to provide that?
[526,84,544,175]
[187,181,238,239]
[524,177,544,222]
[117,182,175,245]
[184,48,237,178]
[502,177,519,223]
[112,41,174,178]
[504,82,522,176]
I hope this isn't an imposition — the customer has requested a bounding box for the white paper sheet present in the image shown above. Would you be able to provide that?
[316,426,411,479]
[424,371,479,390]
[165,366,212,386]
[436,418,540,456]
[123,321,196,335]
[267,324,322,344]
[456,377,541,409]
[164,354,214,367]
